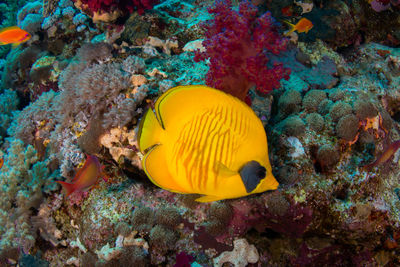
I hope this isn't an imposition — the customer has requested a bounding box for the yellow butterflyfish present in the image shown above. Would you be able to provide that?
[138,85,278,202]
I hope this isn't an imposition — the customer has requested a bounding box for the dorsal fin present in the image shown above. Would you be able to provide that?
[0,26,22,35]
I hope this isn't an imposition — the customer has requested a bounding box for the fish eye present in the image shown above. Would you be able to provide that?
[256,166,266,179]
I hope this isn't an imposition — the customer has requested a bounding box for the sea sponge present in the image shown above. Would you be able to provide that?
[353,100,378,120]
[329,101,353,122]
[282,115,306,136]
[302,90,327,112]
[155,207,182,229]
[316,144,340,170]
[305,113,325,132]
[131,207,155,233]
[278,90,302,117]
[336,114,360,141]
[213,238,259,267]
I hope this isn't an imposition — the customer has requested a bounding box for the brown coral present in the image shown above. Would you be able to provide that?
[336,114,360,141]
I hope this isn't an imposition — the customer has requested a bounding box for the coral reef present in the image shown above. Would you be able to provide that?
[0,0,400,266]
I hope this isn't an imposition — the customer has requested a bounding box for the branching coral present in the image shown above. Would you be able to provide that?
[194,0,290,102]
[0,138,59,252]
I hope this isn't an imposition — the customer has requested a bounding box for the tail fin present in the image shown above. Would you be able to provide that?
[283,20,296,36]
[56,181,75,196]
[138,109,164,152]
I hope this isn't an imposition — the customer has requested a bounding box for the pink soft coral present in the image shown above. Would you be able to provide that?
[194,0,290,102]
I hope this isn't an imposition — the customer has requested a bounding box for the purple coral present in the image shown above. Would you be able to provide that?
[370,0,391,12]
[194,0,290,102]
[370,0,400,11]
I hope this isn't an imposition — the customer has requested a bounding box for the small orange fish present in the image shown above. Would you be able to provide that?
[281,6,294,17]
[0,26,31,48]
[0,158,3,170]
[56,155,103,196]
[284,18,313,35]
[365,140,400,170]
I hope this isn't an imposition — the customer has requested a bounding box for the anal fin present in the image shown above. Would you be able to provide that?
[195,195,225,202]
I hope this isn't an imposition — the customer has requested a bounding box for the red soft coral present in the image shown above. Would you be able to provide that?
[194,0,291,102]
[74,0,157,15]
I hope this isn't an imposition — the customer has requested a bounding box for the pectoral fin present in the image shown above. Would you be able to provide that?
[215,161,237,178]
